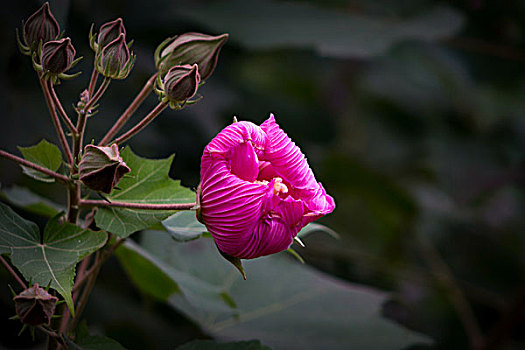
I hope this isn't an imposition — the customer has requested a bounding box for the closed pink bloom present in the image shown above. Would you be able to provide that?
[199,114,335,259]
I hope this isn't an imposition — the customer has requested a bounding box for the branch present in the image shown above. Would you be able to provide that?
[39,77,74,167]
[79,199,196,210]
[0,149,70,183]
[87,68,99,98]
[47,82,77,133]
[99,73,157,146]
[112,101,168,145]
[0,255,26,289]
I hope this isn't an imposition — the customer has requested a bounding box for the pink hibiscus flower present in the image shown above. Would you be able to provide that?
[199,114,335,259]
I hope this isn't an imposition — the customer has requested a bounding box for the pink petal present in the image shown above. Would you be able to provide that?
[260,114,317,192]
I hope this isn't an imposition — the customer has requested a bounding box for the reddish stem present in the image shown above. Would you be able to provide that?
[88,68,99,98]
[0,255,26,289]
[0,149,70,183]
[99,73,157,146]
[47,82,77,133]
[79,199,196,210]
[112,101,168,145]
[39,78,74,167]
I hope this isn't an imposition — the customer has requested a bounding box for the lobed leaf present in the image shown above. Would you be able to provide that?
[127,229,433,349]
[0,202,107,314]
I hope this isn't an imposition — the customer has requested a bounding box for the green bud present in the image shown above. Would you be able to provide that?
[155,32,228,80]
[95,33,135,79]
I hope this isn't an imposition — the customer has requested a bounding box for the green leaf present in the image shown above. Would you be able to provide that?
[176,340,271,350]
[0,185,63,217]
[94,147,196,238]
[0,202,107,314]
[18,139,64,183]
[297,223,339,239]
[135,231,432,350]
[179,0,463,58]
[162,211,206,242]
[116,240,236,314]
[114,240,180,301]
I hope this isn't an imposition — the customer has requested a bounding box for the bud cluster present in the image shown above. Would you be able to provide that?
[90,18,135,79]
[18,2,81,83]
[152,33,228,109]
[154,33,228,80]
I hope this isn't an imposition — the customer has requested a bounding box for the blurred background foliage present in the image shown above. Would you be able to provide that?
[1,0,525,349]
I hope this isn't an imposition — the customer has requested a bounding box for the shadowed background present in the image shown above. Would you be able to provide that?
[1,0,525,349]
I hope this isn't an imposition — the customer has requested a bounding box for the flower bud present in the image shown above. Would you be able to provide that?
[41,38,76,75]
[79,144,131,194]
[21,2,60,52]
[164,64,200,103]
[96,18,126,51]
[95,33,135,79]
[155,33,228,80]
[13,283,58,326]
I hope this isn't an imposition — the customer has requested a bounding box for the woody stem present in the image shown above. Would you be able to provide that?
[99,73,158,146]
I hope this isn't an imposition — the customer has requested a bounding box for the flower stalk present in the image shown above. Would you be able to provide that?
[112,101,168,145]
[47,81,77,133]
[39,77,74,167]
[99,73,157,146]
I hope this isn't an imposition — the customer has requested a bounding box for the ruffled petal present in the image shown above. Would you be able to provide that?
[260,114,317,193]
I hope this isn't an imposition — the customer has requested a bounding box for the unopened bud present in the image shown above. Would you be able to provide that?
[164,64,200,103]
[21,2,60,53]
[155,32,228,80]
[79,144,131,194]
[95,33,135,79]
[96,18,126,51]
[13,283,58,326]
[41,38,76,74]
